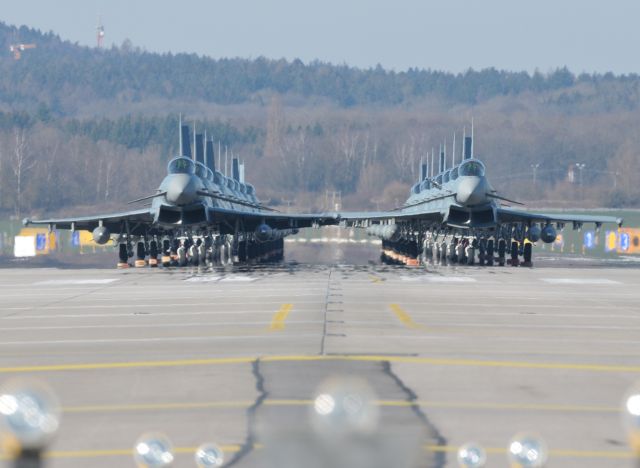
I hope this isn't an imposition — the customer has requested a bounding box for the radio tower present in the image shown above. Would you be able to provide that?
[96,16,105,48]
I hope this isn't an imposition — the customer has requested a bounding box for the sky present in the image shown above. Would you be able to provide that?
[2,0,639,74]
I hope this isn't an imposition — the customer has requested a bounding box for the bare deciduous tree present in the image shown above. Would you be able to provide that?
[10,128,37,217]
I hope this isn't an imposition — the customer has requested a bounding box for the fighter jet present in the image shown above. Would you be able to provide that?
[338,125,623,266]
[24,119,337,267]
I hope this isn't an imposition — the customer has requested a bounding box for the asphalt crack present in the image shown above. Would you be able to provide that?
[381,360,448,468]
[226,358,267,467]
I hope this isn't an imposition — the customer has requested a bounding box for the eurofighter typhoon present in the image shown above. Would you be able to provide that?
[24,119,338,267]
[339,125,622,266]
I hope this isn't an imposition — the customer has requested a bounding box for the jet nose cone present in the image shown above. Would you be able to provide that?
[165,174,197,205]
[456,177,487,206]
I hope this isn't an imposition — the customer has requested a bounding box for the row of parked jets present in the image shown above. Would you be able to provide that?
[24,119,622,267]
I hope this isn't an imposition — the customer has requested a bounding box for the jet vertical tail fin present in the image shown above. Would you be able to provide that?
[232,157,240,181]
[181,125,191,158]
[195,133,205,165]
[205,138,215,172]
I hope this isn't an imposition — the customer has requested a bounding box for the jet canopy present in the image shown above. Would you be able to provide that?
[195,162,209,179]
[459,159,485,177]
[167,157,195,175]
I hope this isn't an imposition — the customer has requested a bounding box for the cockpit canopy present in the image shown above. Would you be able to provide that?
[167,157,195,175]
[459,160,485,177]
[195,162,208,179]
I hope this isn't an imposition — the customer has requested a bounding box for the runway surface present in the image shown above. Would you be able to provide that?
[0,259,639,467]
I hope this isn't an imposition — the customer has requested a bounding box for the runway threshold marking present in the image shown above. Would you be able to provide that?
[3,355,640,374]
[269,303,294,331]
[60,399,618,414]
[390,304,425,330]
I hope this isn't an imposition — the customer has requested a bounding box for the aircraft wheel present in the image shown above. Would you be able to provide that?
[486,239,494,266]
[522,243,533,267]
[510,241,519,267]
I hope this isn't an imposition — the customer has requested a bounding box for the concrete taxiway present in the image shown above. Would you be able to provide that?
[0,260,639,467]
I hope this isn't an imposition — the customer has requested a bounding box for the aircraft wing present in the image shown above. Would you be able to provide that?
[337,208,445,224]
[496,207,623,227]
[23,208,154,236]
[209,206,339,230]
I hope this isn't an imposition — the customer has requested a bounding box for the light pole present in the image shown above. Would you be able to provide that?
[530,163,540,185]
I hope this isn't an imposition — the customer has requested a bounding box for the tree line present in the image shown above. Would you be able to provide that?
[2,22,640,115]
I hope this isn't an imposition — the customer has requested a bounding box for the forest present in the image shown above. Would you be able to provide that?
[0,21,638,218]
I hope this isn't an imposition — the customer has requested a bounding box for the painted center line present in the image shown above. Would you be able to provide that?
[269,303,294,331]
[390,304,425,330]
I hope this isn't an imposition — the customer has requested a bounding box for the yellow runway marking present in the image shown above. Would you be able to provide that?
[369,274,383,283]
[390,303,425,329]
[427,445,633,459]
[60,398,618,414]
[269,303,293,331]
[2,354,640,374]
[0,445,243,460]
[63,400,255,413]
[0,444,631,461]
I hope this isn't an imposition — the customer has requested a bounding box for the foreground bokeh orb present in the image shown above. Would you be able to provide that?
[310,376,379,437]
[0,378,61,452]
[622,384,640,453]
[457,442,487,467]
[507,433,548,467]
[134,432,174,467]
[195,443,224,467]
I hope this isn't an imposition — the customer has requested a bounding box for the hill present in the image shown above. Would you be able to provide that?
[2,22,640,115]
[0,21,639,218]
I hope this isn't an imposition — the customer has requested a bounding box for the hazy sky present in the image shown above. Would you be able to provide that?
[2,0,639,74]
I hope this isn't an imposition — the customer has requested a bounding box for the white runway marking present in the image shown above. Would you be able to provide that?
[185,276,222,283]
[33,279,119,286]
[400,276,477,283]
[219,276,256,282]
[542,278,621,285]
[1,307,323,320]
[0,320,323,332]
[0,333,318,346]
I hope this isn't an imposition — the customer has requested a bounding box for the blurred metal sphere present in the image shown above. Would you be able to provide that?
[507,433,548,467]
[457,442,487,467]
[310,376,379,437]
[195,443,224,467]
[134,432,174,467]
[0,378,61,451]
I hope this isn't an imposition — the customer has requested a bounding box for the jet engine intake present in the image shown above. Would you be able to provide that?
[92,226,111,245]
[255,224,274,242]
[540,224,557,243]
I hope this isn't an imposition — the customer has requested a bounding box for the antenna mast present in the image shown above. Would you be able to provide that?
[96,15,105,48]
